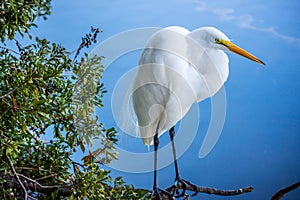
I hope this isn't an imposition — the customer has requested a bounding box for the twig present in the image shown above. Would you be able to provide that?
[7,156,28,200]
[26,127,41,143]
[1,98,11,107]
[17,174,62,189]
[17,166,51,173]
[0,174,73,196]
[271,181,300,200]
[0,45,21,55]
[35,173,60,181]
[72,26,100,63]
[71,160,85,168]
[0,80,27,99]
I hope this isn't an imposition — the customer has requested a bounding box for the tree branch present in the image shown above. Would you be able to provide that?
[1,171,253,199]
[0,71,37,100]
[135,184,253,199]
[3,159,256,200]
[6,156,28,200]
[271,181,300,200]
[0,174,73,197]
[168,184,253,196]
[0,81,24,99]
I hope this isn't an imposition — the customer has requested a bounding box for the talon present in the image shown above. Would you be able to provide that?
[174,178,198,198]
[152,186,174,200]
[182,178,199,196]
[152,187,161,199]
[174,178,187,198]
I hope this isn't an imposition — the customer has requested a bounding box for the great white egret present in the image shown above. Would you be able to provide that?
[129,26,265,198]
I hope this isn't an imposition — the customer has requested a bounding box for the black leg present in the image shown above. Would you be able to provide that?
[152,122,173,200]
[169,126,199,198]
[169,126,180,180]
[153,130,159,191]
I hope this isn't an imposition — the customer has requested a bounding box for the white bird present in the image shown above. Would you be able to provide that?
[129,26,264,198]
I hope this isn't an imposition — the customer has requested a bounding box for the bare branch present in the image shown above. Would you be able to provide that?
[169,184,253,196]
[271,181,300,200]
[17,174,62,189]
[35,173,60,181]
[135,184,253,200]
[7,156,28,200]
[0,174,73,197]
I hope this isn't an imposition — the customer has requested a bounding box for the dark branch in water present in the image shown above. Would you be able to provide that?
[271,181,300,200]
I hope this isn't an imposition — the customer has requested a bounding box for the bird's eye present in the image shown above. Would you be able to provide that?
[215,38,221,44]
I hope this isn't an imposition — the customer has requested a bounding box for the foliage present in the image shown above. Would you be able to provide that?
[0,0,51,42]
[71,163,149,200]
[0,1,148,199]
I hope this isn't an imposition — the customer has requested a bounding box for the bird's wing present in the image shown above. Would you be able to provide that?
[131,26,199,146]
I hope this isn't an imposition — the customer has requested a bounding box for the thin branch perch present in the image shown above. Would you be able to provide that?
[135,184,253,199]
[167,184,253,196]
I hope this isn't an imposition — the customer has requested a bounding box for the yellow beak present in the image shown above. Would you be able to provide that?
[223,40,265,65]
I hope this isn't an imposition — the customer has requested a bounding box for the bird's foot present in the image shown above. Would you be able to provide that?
[172,177,199,198]
[152,186,174,200]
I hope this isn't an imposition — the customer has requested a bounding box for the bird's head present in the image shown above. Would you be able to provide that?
[190,27,265,65]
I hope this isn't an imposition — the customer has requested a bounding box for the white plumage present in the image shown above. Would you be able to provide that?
[130,26,264,146]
